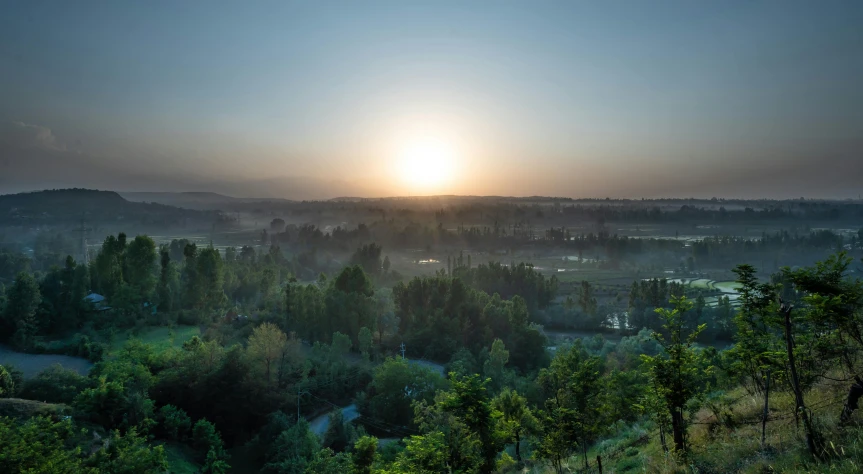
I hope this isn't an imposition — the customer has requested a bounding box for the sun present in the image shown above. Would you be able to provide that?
[397,138,457,192]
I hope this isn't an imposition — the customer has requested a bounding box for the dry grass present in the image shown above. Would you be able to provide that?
[528,379,863,473]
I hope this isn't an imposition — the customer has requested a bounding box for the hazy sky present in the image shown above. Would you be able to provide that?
[2,1,862,199]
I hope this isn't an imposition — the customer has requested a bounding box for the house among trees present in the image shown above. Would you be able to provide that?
[83,292,110,311]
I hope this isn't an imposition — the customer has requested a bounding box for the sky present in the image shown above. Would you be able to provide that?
[1,0,862,200]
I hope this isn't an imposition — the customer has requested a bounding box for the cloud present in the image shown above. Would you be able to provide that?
[0,121,66,152]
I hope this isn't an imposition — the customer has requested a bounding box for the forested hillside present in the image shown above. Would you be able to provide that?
[1,228,863,473]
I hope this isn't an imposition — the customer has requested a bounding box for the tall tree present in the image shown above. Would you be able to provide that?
[2,271,41,348]
[492,388,538,464]
[246,323,288,387]
[125,235,157,299]
[641,296,706,453]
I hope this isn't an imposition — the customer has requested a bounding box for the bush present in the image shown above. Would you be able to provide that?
[18,364,88,404]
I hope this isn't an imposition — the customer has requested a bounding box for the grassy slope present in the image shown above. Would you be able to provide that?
[522,380,863,473]
[163,443,201,474]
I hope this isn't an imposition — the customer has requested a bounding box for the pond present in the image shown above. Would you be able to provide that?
[0,345,93,378]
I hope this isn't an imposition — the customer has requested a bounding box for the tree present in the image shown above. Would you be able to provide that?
[483,338,510,392]
[641,296,706,453]
[306,448,353,474]
[492,388,538,464]
[158,246,173,312]
[93,233,127,299]
[352,436,378,474]
[2,271,41,348]
[350,243,383,276]
[270,218,286,233]
[358,326,373,361]
[538,341,607,469]
[726,264,785,394]
[0,364,14,397]
[18,364,88,404]
[84,427,168,474]
[197,246,226,311]
[391,432,449,474]
[434,373,500,473]
[578,280,597,316]
[158,404,192,441]
[247,323,288,386]
[322,409,356,452]
[192,419,224,453]
[263,418,320,473]
[360,357,444,427]
[125,235,157,299]
[0,416,92,474]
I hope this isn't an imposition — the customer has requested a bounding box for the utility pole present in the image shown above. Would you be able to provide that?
[297,389,309,421]
[400,342,406,360]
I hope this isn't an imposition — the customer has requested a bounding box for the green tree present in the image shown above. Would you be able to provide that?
[2,271,41,348]
[492,388,538,464]
[197,246,226,311]
[578,280,597,316]
[192,419,224,456]
[18,364,88,404]
[0,416,92,474]
[352,436,378,474]
[358,326,373,361]
[641,296,707,453]
[538,341,607,469]
[125,235,157,299]
[263,418,320,474]
[0,365,14,398]
[726,264,785,394]
[360,357,444,427]
[157,245,173,312]
[74,377,128,429]
[158,404,192,441]
[247,322,288,386]
[434,373,501,473]
[391,431,449,474]
[84,427,168,474]
[483,338,510,392]
[306,448,354,474]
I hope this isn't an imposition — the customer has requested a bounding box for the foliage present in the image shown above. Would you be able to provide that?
[158,404,192,441]
[18,364,88,404]
[359,357,445,428]
[640,296,708,453]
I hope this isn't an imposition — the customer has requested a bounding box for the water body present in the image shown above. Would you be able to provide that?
[0,345,93,378]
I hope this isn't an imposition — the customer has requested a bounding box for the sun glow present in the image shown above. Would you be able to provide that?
[396,138,457,192]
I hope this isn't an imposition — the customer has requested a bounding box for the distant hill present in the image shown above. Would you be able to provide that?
[0,189,216,225]
[121,191,293,210]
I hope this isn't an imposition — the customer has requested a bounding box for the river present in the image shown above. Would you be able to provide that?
[0,345,93,378]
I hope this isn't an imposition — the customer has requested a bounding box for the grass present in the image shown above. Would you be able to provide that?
[526,378,863,473]
[163,442,201,474]
[0,398,69,419]
[108,325,200,353]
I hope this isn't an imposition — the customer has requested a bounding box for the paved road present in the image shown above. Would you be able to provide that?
[309,404,359,437]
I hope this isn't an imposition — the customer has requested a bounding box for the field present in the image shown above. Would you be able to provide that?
[108,325,201,353]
